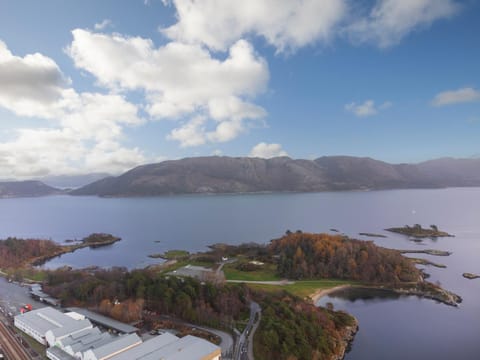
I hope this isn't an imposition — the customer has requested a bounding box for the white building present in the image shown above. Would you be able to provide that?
[82,333,142,360]
[14,307,92,346]
[46,319,93,347]
[109,333,222,360]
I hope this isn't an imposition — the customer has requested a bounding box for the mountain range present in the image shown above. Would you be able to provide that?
[68,156,480,197]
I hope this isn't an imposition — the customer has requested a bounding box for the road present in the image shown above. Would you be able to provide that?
[226,279,294,285]
[188,322,233,358]
[234,301,261,360]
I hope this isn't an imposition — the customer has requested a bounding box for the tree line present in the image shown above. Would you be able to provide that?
[270,232,421,283]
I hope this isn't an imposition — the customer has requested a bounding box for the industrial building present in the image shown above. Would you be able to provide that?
[108,333,221,360]
[15,307,221,360]
[14,307,93,345]
[82,333,142,360]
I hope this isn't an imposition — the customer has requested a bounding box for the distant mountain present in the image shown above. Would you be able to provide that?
[70,156,480,197]
[0,180,62,198]
[37,173,111,189]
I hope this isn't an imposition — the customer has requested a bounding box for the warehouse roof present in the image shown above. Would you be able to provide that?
[15,307,81,335]
[85,333,142,359]
[48,319,92,338]
[109,334,221,360]
[66,307,138,334]
[108,333,179,360]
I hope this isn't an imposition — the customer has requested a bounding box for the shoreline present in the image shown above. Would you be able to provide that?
[310,282,462,308]
[309,285,353,303]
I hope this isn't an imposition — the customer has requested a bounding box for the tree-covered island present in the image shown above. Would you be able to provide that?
[386,224,454,238]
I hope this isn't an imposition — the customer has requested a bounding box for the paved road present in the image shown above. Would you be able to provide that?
[195,324,234,358]
[226,279,294,285]
[154,315,234,358]
[247,309,261,360]
[234,301,261,360]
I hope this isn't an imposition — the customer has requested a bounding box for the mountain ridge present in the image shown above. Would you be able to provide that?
[69,155,480,197]
[0,180,62,198]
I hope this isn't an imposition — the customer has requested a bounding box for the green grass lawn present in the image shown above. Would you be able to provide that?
[246,279,355,298]
[223,263,280,281]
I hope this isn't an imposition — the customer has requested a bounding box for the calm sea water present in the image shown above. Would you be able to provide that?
[1,188,479,359]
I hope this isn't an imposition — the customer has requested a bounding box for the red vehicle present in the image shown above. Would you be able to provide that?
[19,304,32,313]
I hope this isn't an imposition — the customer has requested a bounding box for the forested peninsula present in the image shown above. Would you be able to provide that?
[0,231,463,359]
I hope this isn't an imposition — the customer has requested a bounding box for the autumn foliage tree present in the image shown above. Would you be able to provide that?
[0,237,60,268]
[270,232,420,283]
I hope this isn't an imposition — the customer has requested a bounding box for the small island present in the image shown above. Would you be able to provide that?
[148,250,190,260]
[463,273,480,280]
[359,232,387,238]
[386,224,454,238]
[399,249,451,256]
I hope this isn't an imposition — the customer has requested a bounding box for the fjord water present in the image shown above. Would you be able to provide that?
[1,188,479,359]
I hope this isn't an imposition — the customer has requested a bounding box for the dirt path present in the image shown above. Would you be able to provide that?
[309,285,352,304]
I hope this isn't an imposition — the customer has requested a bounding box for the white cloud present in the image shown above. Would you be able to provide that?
[162,0,347,52]
[167,116,207,147]
[345,100,392,117]
[0,41,146,178]
[249,142,288,158]
[348,0,460,47]
[0,40,69,118]
[432,87,480,106]
[94,19,113,31]
[68,29,268,147]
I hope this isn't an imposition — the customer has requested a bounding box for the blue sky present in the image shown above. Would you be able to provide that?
[0,0,479,178]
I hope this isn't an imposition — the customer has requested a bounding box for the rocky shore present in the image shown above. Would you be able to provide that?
[330,317,359,360]
[463,273,480,280]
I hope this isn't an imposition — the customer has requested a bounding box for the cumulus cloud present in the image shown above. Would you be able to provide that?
[162,0,347,53]
[348,0,460,47]
[0,40,69,118]
[94,19,113,30]
[249,142,288,158]
[432,87,480,106]
[345,100,391,117]
[68,29,268,146]
[0,41,145,178]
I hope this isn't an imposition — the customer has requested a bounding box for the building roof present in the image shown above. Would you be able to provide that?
[67,332,114,354]
[66,307,138,334]
[109,334,221,360]
[108,333,179,360]
[87,333,142,359]
[14,307,80,335]
[48,319,92,338]
[46,346,77,360]
[58,327,102,347]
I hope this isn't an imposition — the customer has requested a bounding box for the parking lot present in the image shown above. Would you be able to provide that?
[0,277,44,318]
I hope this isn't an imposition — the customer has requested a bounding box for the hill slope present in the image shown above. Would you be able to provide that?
[0,180,62,198]
[70,156,480,197]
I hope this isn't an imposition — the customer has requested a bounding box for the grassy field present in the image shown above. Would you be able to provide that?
[246,279,354,298]
[158,259,217,274]
[222,263,280,281]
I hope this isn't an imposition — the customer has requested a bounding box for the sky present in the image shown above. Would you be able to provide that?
[0,0,479,179]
